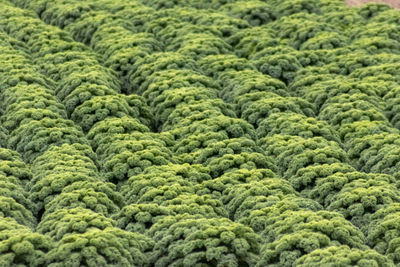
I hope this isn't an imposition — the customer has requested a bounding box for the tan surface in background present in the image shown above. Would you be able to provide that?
[346,0,400,8]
